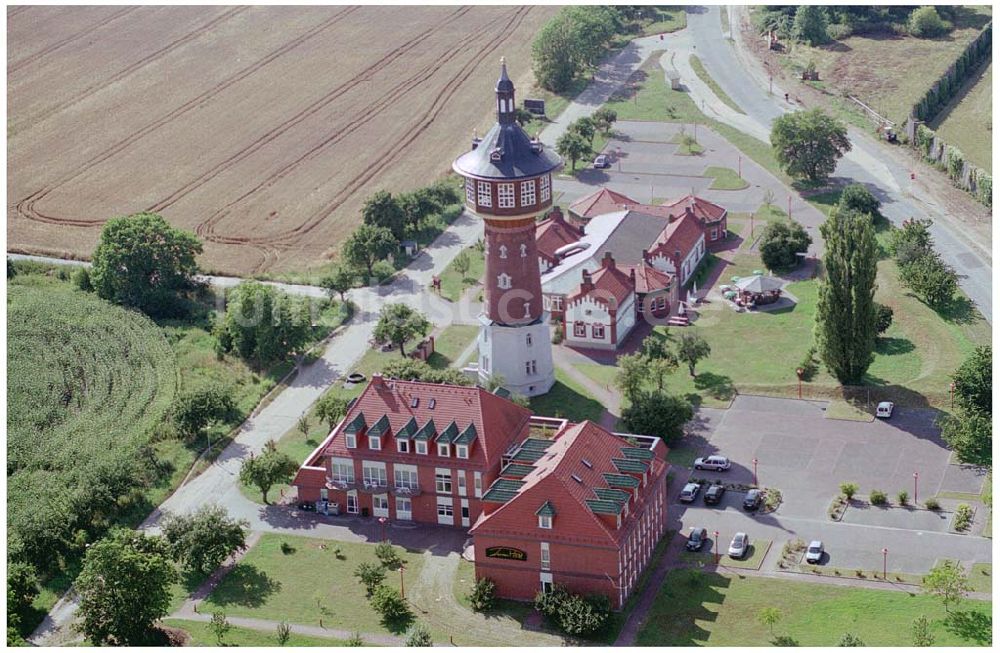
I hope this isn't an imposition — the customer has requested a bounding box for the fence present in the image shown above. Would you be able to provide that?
[904,119,992,207]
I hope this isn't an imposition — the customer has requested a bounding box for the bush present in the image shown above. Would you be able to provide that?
[924,497,941,511]
[354,562,386,597]
[370,585,411,623]
[620,392,693,445]
[897,490,909,506]
[953,503,973,531]
[839,183,881,220]
[375,542,403,570]
[405,622,433,646]
[839,482,859,500]
[534,586,610,638]
[869,489,887,506]
[899,252,958,309]
[875,303,894,335]
[908,6,949,38]
[552,326,564,344]
[759,221,812,270]
[73,267,93,292]
[347,632,364,647]
[467,577,497,612]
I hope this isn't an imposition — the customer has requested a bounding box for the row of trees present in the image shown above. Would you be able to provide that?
[532,6,625,92]
[888,218,959,310]
[754,6,960,44]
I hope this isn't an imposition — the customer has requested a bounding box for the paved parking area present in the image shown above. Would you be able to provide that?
[842,504,953,533]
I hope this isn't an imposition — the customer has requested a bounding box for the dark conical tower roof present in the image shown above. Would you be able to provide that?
[496,56,514,93]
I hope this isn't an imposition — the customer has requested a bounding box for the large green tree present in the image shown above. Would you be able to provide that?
[343,224,397,278]
[362,191,407,241]
[161,505,249,575]
[792,5,829,45]
[76,528,177,646]
[373,303,431,356]
[216,281,312,370]
[940,410,991,468]
[171,385,237,442]
[556,130,593,171]
[815,207,878,384]
[239,440,299,504]
[532,13,578,92]
[922,560,970,612]
[899,251,958,309]
[677,333,711,377]
[315,393,350,429]
[321,265,356,302]
[758,221,812,271]
[770,110,851,183]
[90,212,202,316]
[953,346,992,415]
[620,391,693,445]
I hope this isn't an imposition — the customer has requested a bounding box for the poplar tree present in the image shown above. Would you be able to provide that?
[814,207,878,384]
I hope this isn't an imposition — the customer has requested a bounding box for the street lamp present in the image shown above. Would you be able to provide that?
[400,564,406,599]
[787,195,792,219]
[913,472,919,504]
[882,547,888,580]
[714,531,720,564]
[738,155,742,179]
[796,368,804,399]
[378,516,387,542]
[752,458,759,488]
[617,146,622,172]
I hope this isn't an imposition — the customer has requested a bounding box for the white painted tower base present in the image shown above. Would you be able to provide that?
[476,313,555,397]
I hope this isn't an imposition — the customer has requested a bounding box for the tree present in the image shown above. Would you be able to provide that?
[315,393,349,430]
[467,577,497,612]
[556,593,611,637]
[452,250,472,281]
[568,116,597,146]
[887,218,933,263]
[381,358,472,385]
[373,303,431,356]
[909,6,948,38]
[405,622,433,646]
[556,130,592,171]
[772,635,800,646]
[922,560,970,612]
[239,441,299,504]
[592,107,618,135]
[370,585,411,623]
[770,110,851,183]
[161,505,249,574]
[939,410,992,468]
[815,207,878,383]
[343,224,397,278]
[375,541,404,569]
[6,561,39,631]
[216,282,313,370]
[839,183,881,221]
[275,621,292,646]
[210,612,231,646]
[621,392,693,445]
[172,385,236,442]
[759,221,812,270]
[839,482,859,500]
[912,615,935,646]
[362,190,407,241]
[677,333,711,377]
[615,352,649,403]
[838,632,865,646]
[321,265,356,302]
[532,13,579,92]
[76,528,177,645]
[792,5,829,44]
[899,252,958,308]
[354,561,387,596]
[757,607,782,635]
[90,212,202,316]
[952,345,991,415]
[875,303,894,335]
[297,415,310,437]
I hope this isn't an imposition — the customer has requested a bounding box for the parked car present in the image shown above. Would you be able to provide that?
[743,489,764,511]
[876,401,894,418]
[728,532,749,559]
[679,482,701,503]
[704,484,726,505]
[593,154,610,168]
[685,527,708,551]
[694,455,731,471]
[805,540,824,564]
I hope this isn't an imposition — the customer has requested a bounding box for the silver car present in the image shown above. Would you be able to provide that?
[694,455,731,471]
[805,540,824,564]
[728,532,749,559]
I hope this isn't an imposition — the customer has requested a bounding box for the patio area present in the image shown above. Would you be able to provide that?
[718,273,795,313]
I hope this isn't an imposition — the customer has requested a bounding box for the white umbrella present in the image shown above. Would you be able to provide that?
[678,302,686,315]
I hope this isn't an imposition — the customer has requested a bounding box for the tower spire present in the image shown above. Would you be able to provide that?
[496,56,515,124]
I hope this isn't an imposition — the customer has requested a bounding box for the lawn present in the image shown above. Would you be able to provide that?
[931,62,991,172]
[163,618,352,646]
[637,569,992,646]
[705,166,749,190]
[451,559,535,623]
[684,540,772,571]
[640,6,687,36]
[968,563,992,594]
[429,323,479,368]
[690,55,744,115]
[200,534,426,635]
[437,244,484,302]
[530,367,606,423]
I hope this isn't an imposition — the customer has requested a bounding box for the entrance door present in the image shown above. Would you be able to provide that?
[460,499,470,527]
[373,494,390,518]
[437,498,454,526]
[396,497,412,521]
[346,491,359,514]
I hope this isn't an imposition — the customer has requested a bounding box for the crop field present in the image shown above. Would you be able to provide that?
[7,5,556,277]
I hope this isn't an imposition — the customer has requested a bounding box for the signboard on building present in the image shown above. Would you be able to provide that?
[485,546,527,561]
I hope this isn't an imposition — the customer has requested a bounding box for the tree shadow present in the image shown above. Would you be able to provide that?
[693,372,736,401]
[381,611,415,635]
[208,564,281,608]
[944,609,992,646]
[636,569,730,645]
[875,336,915,356]
[937,295,981,325]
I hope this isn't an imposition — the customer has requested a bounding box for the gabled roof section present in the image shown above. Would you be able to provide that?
[568,187,640,219]
[648,211,704,262]
[612,458,649,474]
[413,419,436,441]
[395,417,418,440]
[368,414,390,438]
[660,194,727,224]
[344,412,366,434]
[535,500,557,516]
[597,210,671,267]
[482,478,525,503]
[436,420,460,444]
[454,423,478,446]
[603,472,640,489]
[626,261,674,294]
[567,254,634,310]
[621,446,655,461]
[536,208,584,262]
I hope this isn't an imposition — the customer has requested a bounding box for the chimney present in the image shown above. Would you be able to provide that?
[548,206,564,223]
[371,372,384,389]
[629,267,636,284]
[581,269,594,292]
[601,251,615,270]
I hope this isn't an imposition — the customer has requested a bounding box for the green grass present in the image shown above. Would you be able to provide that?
[522,77,590,134]
[430,324,479,368]
[530,368,606,424]
[637,569,991,646]
[438,245,484,302]
[201,534,425,635]
[931,62,992,172]
[690,55,744,115]
[640,7,687,36]
[967,563,992,594]
[704,166,749,191]
[451,558,536,622]
[824,400,875,422]
[163,618,352,646]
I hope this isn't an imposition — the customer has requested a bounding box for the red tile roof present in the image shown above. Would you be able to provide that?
[625,261,674,294]
[660,194,727,224]
[568,187,639,219]
[647,211,704,263]
[320,377,531,468]
[535,208,583,263]
[471,421,668,546]
[566,253,634,310]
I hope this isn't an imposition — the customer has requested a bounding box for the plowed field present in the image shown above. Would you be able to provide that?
[8,5,555,276]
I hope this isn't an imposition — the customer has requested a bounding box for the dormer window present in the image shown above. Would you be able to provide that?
[369,436,381,450]
[416,441,428,455]
[428,398,436,409]
[490,148,502,162]
[538,515,552,529]
[397,439,409,453]
[345,433,357,449]
[438,443,450,457]
[456,445,469,459]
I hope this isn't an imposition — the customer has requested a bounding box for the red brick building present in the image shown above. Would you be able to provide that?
[293,375,532,527]
[471,421,669,609]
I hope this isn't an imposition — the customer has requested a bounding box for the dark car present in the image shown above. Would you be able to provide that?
[685,527,708,552]
[704,484,726,505]
[743,489,764,511]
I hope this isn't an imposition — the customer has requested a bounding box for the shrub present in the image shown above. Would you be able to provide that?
[899,252,958,309]
[839,482,859,500]
[375,541,403,570]
[875,303,894,335]
[275,621,291,646]
[759,221,812,271]
[897,490,909,506]
[347,632,364,647]
[405,622,433,646]
[764,488,782,511]
[354,562,386,596]
[869,489,887,506]
[73,267,93,292]
[280,541,295,555]
[839,183,881,220]
[552,326,564,344]
[924,497,941,511]
[370,585,411,623]
[953,503,973,531]
[467,577,497,612]
[908,6,949,38]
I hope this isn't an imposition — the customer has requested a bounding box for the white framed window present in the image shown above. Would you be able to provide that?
[438,442,450,457]
[465,179,475,204]
[362,463,387,489]
[540,542,551,570]
[456,445,469,459]
[593,324,606,339]
[474,471,483,498]
[416,440,428,455]
[458,472,467,496]
[499,244,508,259]
[345,433,357,449]
[369,436,381,450]
[397,439,409,453]
[520,243,528,258]
[520,179,536,207]
[497,183,515,208]
[435,470,453,494]
[396,497,412,520]
[346,491,359,514]
[497,273,512,290]
[394,467,419,491]
[477,181,492,207]
[573,322,586,337]
[540,175,551,202]
[538,515,552,529]
[437,498,454,524]
[373,494,389,513]
[711,228,718,240]
[552,296,564,311]
[330,459,354,484]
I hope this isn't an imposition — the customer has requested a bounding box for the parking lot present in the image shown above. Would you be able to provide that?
[672,396,991,574]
